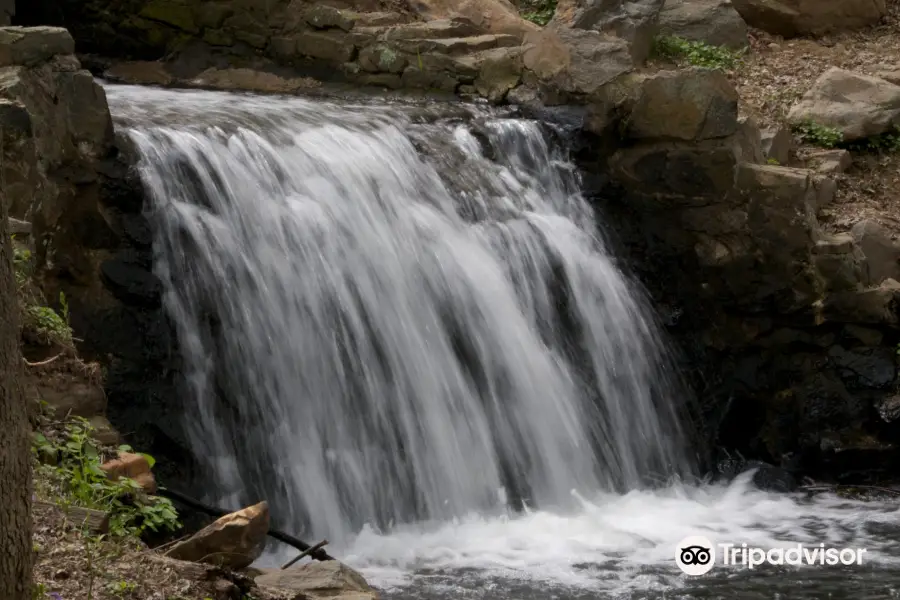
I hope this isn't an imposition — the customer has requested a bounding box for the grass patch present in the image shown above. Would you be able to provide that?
[652,35,744,71]
[520,0,556,25]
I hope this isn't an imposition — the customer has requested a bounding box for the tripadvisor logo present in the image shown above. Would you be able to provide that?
[675,536,868,575]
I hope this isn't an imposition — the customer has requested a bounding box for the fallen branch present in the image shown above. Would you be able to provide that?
[281,539,328,570]
[800,483,900,496]
[158,488,335,561]
[23,353,63,367]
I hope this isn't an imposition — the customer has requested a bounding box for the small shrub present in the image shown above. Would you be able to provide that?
[33,417,181,538]
[24,304,72,346]
[793,120,843,148]
[652,36,744,71]
[520,0,557,25]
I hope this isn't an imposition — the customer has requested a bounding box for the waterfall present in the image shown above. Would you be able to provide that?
[106,85,691,544]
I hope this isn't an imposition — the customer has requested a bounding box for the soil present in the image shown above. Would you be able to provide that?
[733,0,900,236]
[32,504,291,600]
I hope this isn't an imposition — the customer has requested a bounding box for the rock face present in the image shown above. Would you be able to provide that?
[787,68,900,142]
[165,502,270,570]
[731,0,887,37]
[658,0,748,49]
[256,561,378,600]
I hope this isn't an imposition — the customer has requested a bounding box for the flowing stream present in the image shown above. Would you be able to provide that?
[106,84,900,599]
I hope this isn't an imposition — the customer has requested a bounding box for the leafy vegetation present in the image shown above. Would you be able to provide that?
[11,235,74,347]
[846,125,900,154]
[793,120,844,148]
[520,0,557,26]
[652,36,744,71]
[32,416,181,538]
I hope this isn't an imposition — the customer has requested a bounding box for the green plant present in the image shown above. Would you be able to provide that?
[767,157,780,165]
[108,580,138,596]
[32,583,47,599]
[847,125,900,154]
[520,0,557,25]
[12,241,32,288]
[23,304,73,346]
[652,36,744,70]
[32,417,181,538]
[793,120,843,148]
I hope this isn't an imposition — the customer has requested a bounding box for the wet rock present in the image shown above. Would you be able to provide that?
[100,252,162,308]
[256,561,377,600]
[658,0,749,49]
[714,457,798,492]
[877,395,900,423]
[828,345,896,389]
[104,61,174,86]
[760,125,793,165]
[731,0,886,37]
[166,502,270,570]
[787,68,900,142]
[189,67,320,94]
[552,0,665,63]
[100,451,157,493]
[626,68,738,141]
[393,34,519,56]
[0,26,75,67]
[475,46,523,103]
[383,18,484,40]
[850,219,900,285]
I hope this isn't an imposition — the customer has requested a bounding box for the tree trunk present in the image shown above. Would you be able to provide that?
[0,111,33,599]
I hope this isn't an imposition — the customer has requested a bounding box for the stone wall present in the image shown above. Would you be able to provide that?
[577,67,900,483]
[0,25,200,487]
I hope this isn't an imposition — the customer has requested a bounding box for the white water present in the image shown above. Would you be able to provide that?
[105,84,900,599]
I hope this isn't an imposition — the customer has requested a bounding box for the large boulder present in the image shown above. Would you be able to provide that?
[731,0,887,37]
[522,27,633,100]
[626,68,739,141]
[165,502,270,570]
[658,0,748,49]
[257,561,378,600]
[0,26,75,67]
[787,68,900,142]
[551,0,665,63]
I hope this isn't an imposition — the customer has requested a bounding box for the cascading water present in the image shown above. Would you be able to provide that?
[106,85,900,600]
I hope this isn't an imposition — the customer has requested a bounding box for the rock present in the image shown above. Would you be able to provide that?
[400,66,459,92]
[355,72,403,88]
[805,148,851,174]
[393,34,520,56]
[256,561,377,600]
[843,324,884,346]
[166,502,270,570]
[813,233,856,255]
[104,61,174,86]
[658,0,749,49]
[811,174,836,210]
[87,415,122,446]
[383,18,484,40]
[523,27,633,99]
[814,250,864,292]
[877,395,900,422]
[714,457,798,492]
[139,0,199,33]
[731,0,887,37]
[627,68,738,141]
[0,27,75,68]
[873,67,900,87]
[850,219,900,285]
[475,47,523,103]
[552,0,665,63]
[358,45,408,73]
[8,217,30,235]
[760,125,793,165]
[820,278,900,325]
[408,0,540,37]
[735,116,764,163]
[828,345,896,389]
[100,451,157,493]
[787,68,900,142]
[190,68,320,93]
[304,6,356,31]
